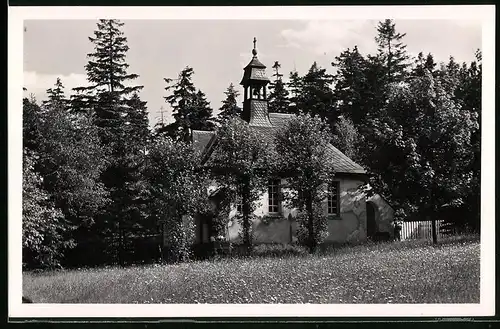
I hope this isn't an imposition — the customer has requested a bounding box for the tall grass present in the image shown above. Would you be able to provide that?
[23,235,479,304]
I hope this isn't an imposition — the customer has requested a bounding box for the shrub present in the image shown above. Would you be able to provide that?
[295,206,328,248]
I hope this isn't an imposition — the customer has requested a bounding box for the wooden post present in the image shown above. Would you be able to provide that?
[430,216,437,245]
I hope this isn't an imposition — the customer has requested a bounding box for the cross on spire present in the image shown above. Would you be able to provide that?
[252,37,257,57]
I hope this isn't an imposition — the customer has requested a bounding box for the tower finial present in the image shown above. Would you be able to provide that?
[252,37,257,57]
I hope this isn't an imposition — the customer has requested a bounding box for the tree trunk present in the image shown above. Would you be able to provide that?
[305,193,316,254]
[241,179,251,254]
[431,217,437,245]
[118,219,123,266]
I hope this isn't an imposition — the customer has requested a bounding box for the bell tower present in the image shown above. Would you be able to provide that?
[240,37,272,127]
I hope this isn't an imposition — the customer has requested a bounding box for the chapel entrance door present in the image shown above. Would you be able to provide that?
[366,201,378,240]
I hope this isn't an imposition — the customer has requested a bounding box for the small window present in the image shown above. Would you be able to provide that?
[268,179,280,213]
[327,182,340,215]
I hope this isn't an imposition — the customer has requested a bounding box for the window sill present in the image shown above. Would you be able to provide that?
[327,214,342,220]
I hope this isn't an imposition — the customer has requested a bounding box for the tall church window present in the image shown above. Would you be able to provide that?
[268,179,280,213]
[327,182,340,215]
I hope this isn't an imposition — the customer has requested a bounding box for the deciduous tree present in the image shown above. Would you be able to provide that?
[146,137,210,262]
[205,118,273,251]
[274,114,336,253]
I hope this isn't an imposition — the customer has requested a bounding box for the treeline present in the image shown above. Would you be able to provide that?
[265,20,480,234]
[22,19,480,269]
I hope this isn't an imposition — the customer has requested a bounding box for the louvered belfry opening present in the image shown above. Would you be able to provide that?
[240,37,272,127]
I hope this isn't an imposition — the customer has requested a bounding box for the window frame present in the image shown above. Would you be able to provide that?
[268,179,281,214]
[327,181,341,216]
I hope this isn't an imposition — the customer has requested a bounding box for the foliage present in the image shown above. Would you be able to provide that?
[161,66,215,141]
[274,113,336,252]
[362,71,477,222]
[35,101,109,226]
[42,77,69,111]
[70,19,151,266]
[331,46,370,126]
[295,205,329,246]
[23,97,43,152]
[22,149,72,269]
[146,136,210,262]
[268,61,291,113]
[375,19,410,83]
[412,52,438,78]
[287,71,302,114]
[331,115,361,162]
[288,62,338,128]
[205,118,273,249]
[217,83,241,122]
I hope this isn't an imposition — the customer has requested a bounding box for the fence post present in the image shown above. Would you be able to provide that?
[430,216,437,244]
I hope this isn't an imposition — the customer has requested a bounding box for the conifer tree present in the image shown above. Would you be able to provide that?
[287,71,302,114]
[162,66,215,142]
[70,20,145,141]
[332,46,370,125]
[375,19,410,83]
[294,62,337,127]
[217,83,241,122]
[42,78,69,111]
[73,19,150,266]
[268,61,290,113]
[412,52,437,78]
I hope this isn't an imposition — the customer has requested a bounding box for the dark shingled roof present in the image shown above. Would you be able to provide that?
[244,57,266,69]
[192,130,215,155]
[197,112,366,175]
[249,100,272,127]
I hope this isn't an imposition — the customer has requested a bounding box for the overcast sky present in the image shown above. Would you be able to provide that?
[23,19,482,126]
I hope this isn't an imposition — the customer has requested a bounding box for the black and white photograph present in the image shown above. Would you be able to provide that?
[9,5,495,318]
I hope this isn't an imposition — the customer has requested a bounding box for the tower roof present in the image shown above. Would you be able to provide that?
[240,37,270,85]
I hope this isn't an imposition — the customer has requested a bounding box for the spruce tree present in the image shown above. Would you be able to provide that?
[294,62,337,128]
[268,61,290,113]
[162,66,215,141]
[42,78,69,111]
[332,46,369,125]
[412,52,437,78]
[375,19,410,83]
[73,19,150,266]
[217,83,241,122]
[287,71,302,114]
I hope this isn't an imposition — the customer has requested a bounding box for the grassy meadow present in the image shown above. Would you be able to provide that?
[23,235,480,304]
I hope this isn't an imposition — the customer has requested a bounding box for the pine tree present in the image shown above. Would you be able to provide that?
[217,83,241,122]
[268,61,290,113]
[162,67,214,142]
[375,19,410,83]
